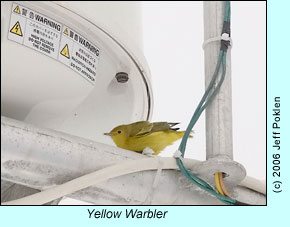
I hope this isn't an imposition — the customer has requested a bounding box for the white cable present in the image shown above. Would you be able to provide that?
[203,33,233,49]
[2,157,198,205]
[2,157,265,205]
[240,176,266,195]
[152,157,163,189]
[141,157,164,204]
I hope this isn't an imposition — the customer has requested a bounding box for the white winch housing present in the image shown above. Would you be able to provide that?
[1,1,153,142]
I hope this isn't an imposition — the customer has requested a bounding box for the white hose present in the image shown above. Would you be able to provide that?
[2,157,265,205]
[240,176,266,195]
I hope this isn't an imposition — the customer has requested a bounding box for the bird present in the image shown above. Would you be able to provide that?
[104,121,192,155]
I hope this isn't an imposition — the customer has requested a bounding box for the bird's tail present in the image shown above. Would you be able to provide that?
[185,130,194,138]
[176,130,194,139]
[168,122,180,131]
[168,123,194,138]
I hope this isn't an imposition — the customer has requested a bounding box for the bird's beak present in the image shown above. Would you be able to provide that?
[104,132,112,136]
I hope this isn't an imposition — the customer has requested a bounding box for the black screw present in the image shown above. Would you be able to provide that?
[115,72,129,83]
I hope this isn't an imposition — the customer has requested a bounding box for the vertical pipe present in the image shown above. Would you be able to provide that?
[203,1,233,160]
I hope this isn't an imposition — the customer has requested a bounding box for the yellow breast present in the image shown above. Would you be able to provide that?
[117,131,185,155]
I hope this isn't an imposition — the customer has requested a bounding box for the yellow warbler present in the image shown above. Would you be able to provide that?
[104,121,192,155]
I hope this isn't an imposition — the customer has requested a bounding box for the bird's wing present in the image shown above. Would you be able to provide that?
[152,122,180,132]
[135,123,154,136]
[129,121,181,137]
[128,121,151,137]
[136,122,181,136]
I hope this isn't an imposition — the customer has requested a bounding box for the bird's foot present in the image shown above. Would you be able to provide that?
[142,147,155,156]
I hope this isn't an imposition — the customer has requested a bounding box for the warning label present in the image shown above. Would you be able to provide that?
[8,3,61,59]
[10,21,23,36]
[60,44,70,59]
[63,28,69,36]
[58,26,99,84]
[13,5,21,14]
[8,3,99,85]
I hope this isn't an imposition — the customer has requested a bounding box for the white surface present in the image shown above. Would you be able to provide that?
[2,1,152,141]
[55,1,144,49]
[142,2,266,181]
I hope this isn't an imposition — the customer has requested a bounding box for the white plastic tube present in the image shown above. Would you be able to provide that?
[2,157,197,205]
[2,157,265,205]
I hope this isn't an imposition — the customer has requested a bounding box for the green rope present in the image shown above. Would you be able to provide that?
[176,1,238,205]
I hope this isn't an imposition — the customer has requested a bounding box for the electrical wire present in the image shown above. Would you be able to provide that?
[240,176,266,195]
[174,1,252,205]
[215,172,225,196]
[218,172,231,197]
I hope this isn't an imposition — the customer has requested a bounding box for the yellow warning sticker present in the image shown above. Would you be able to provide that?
[60,44,70,59]
[13,5,21,14]
[63,28,69,36]
[10,21,23,36]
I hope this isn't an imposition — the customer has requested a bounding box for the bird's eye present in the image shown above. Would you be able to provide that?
[117,130,122,134]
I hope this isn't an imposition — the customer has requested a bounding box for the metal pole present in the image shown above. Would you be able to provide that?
[203,1,233,160]
[194,2,246,188]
